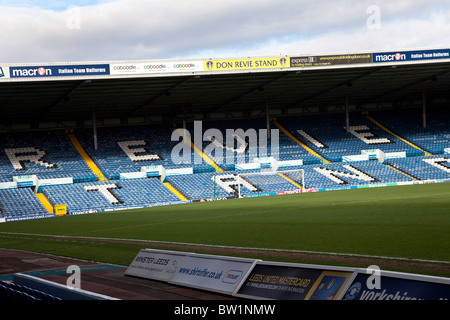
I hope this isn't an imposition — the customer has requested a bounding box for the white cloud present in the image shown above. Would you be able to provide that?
[1,0,449,63]
[0,0,111,11]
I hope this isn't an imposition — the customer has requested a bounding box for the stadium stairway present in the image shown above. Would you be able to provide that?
[163,181,189,201]
[364,112,432,156]
[278,172,304,189]
[172,124,224,173]
[363,108,450,155]
[66,130,107,181]
[41,178,182,214]
[271,118,330,164]
[383,163,422,181]
[35,192,54,214]
[384,156,450,181]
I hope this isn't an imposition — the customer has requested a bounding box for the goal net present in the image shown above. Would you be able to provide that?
[212,169,304,199]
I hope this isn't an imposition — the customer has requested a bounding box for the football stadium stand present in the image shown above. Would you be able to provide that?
[73,124,201,174]
[2,48,450,303]
[42,178,181,214]
[276,112,420,161]
[367,108,450,155]
[0,130,94,182]
[1,108,449,220]
[0,188,48,218]
[1,48,450,222]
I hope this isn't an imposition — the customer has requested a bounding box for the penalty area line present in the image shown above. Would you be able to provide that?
[0,231,449,265]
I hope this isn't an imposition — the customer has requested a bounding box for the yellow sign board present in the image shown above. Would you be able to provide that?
[204,57,290,71]
[54,204,67,216]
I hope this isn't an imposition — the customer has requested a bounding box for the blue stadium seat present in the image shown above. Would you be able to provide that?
[0,188,48,218]
[0,280,61,301]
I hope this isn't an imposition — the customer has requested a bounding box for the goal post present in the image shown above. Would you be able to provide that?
[212,169,305,199]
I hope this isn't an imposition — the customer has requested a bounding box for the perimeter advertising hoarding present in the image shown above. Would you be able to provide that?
[343,270,450,300]
[9,64,110,78]
[125,249,189,282]
[290,53,372,68]
[203,57,290,72]
[372,48,450,63]
[236,261,354,300]
[110,61,203,75]
[169,254,259,295]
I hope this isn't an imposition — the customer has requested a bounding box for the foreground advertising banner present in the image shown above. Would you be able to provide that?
[373,48,450,63]
[204,57,290,72]
[125,249,189,282]
[343,269,450,300]
[290,53,372,68]
[110,61,203,75]
[125,249,449,300]
[236,261,355,300]
[170,254,259,295]
[9,64,110,78]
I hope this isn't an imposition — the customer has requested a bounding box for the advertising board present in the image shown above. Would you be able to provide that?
[343,269,450,300]
[9,64,110,78]
[290,53,372,68]
[373,48,450,63]
[110,61,203,75]
[125,248,189,282]
[203,57,289,72]
[13,175,38,187]
[236,261,354,300]
[169,254,258,295]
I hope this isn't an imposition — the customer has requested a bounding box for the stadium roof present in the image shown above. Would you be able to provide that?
[1,47,450,128]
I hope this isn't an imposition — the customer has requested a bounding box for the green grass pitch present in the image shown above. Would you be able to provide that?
[0,182,449,277]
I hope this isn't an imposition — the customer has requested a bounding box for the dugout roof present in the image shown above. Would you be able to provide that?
[1,47,450,127]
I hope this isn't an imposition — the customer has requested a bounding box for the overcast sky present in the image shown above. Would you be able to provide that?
[1,0,449,63]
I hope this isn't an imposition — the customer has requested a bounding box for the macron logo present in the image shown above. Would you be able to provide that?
[11,66,52,77]
[374,52,406,62]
